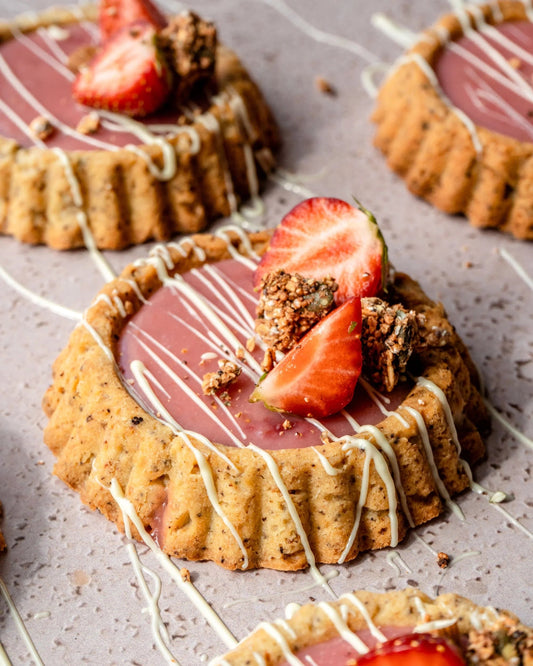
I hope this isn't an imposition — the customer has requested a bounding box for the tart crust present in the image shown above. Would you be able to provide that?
[372,1,533,240]
[214,588,533,664]
[43,229,488,571]
[0,7,279,250]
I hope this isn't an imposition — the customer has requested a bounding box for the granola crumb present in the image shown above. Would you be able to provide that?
[235,346,245,360]
[361,297,419,392]
[282,419,293,431]
[76,112,100,135]
[160,11,217,105]
[202,359,241,395]
[255,270,338,353]
[246,337,256,353]
[29,116,55,140]
[261,347,276,373]
[509,56,521,69]
[466,615,533,663]
[180,568,191,582]
[315,75,336,95]
[437,551,450,569]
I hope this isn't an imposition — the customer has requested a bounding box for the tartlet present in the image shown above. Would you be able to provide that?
[0,5,278,249]
[372,1,533,240]
[43,224,488,571]
[212,588,533,664]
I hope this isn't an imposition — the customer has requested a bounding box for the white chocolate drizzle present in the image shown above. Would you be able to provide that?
[105,477,238,656]
[0,577,44,666]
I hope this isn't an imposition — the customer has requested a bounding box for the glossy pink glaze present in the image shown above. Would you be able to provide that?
[0,22,184,149]
[279,626,413,666]
[434,21,533,143]
[118,258,409,451]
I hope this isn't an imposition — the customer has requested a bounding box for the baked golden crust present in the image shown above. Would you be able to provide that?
[0,7,279,250]
[42,229,488,571]
[372,1,533,241]
[213,589,533,665]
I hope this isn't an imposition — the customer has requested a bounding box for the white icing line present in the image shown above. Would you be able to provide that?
[386,550,412,574]
[0,577,44,666]
[107,478,238,649]
[401,405,465,519]
[51,148,117,282]
[483,398,533,452]
[499,247,533,291]
[318,601,369,654]
[339,437,399,560]
[246,444,335,598]
[342,593,387,643]
[259,0,378,62]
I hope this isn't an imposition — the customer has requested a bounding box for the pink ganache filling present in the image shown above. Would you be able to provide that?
[0,22,189,150]
[118,258,409,452]
[434,21,533,143]
[279,626,413,666]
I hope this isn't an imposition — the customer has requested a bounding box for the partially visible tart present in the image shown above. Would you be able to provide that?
[42,212,488,571]
[212,588,533,665]
[0,5,278,250]
[372,1,533,240]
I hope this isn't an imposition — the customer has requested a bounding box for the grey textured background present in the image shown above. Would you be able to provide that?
[0,1,532,664]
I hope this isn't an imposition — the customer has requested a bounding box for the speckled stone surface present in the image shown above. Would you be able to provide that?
[0,1,532,664]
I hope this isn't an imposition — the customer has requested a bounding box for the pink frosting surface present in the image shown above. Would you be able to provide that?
[118,258,408,451]
[434,21,533,143]
[279,626,412,666]
[0,22,184,150]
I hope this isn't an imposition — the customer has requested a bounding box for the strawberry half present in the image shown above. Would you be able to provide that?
[254,197,388,304]
[73,22,171,118]
[250,297,362,418]
[356,633,466,666]
[99,0,167,41]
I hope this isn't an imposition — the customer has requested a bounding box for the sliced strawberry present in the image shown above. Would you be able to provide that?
[254,197,388,304]
[99,0,167,41]
[250,297,362,418]
[356,633,465,666]
[73,22,171,118]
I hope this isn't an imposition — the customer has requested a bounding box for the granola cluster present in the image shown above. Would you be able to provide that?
[201,359,241,396]
[255,270,338,353]
[161,11,217,105]
[466,616,533,665]
[360,297,419,392]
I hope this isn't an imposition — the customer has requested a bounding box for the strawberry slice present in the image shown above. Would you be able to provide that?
[356,633,466,666]
[73,22,171,118]
[250,297,362,418]
[254,197,388,304]
[99,0,167,41]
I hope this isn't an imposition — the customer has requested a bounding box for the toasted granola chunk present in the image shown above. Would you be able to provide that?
[202,359,241,396]
[361,297,418,392]
[466,616,533,665]
[255,270,338,353]
[160,11,217,105]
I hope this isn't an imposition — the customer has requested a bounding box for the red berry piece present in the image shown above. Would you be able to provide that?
[254,197,388,304]
[250,297,363,418]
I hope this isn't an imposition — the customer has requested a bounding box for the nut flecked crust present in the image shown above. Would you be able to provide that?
[213,589,533,665]
[372,1,533,241]
[0,7,279,250]
[42,230,488,571]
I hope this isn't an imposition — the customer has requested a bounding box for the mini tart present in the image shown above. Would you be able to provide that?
[213,589,533,664]
[43,229,488,571]
[0,7,278,250]
[372,1,533,241]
